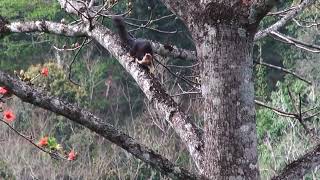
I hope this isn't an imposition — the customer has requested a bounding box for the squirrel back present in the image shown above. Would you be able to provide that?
[112,15,154,68]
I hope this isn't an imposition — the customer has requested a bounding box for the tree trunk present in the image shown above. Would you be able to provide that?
[196,25,259,179]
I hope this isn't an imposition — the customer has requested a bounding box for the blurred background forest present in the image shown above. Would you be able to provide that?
[0,0,319,179]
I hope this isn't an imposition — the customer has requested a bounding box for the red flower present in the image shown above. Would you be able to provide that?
[38,136,48,147]
[3,110,16,122]
[0,87,8,95]
[40,67,49,77]
[68,150,77,161]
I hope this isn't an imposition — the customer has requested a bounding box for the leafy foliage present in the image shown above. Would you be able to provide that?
[26,62,87,104]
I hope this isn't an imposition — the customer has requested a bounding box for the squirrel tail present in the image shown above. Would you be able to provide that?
[112,16,134,47]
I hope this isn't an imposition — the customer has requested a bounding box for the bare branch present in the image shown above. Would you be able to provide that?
[255,0,317,41]
[151,41,197,61]
[53,39,92,51]
[267,6,298,16]
[88,0,95,8]
[255,98,319,133]
[159,0,199,21]
[121,14,178,34]
[57,0,88,16]
[4,21,86,37]
[272,144,320,180]
[269,31,320,53]
[292,18,320,28]
[304,111,320,120]
[0,119,67,160]
[126,14,176,23]
[2,18,197,62]
[153,56,200,88]
[68,37,89,86]
[255,100,297,118]
[254,60,312,84]
[0,71,202,180]
[126,20,178,34]
[171,92,201,97]
[167,63,199,68]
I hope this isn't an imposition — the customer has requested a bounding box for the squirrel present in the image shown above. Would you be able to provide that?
[112,15,154,72]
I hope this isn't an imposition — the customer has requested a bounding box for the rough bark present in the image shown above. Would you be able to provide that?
[150,41,197,61]
[194,24,259,179]
[183,1,260,178]
[5,21,86,37]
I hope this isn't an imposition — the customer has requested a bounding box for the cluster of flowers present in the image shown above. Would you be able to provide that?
[37,136,77,161]
[0,86,16,123]
[0,67,77,161]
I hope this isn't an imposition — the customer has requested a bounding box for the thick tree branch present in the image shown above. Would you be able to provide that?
[151,41,197,61]
[87,24,204,170]
[3,21,87,37]
[272,144,320,180]
[0,19,197,61]
[254,0,317,41]
[0,71,201,180]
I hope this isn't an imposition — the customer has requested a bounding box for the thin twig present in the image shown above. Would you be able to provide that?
[267,6,298,16]
[297,93,310,133]
[167,63,199,68]
[126,20,177,34]
[171,91,201,97]
[68,37,89,86]
[53,39,92,52]
[66,0,89,19]
[302,106,319,114]
[270,31,320,53]
[0,119,67,160]
[292,18,320,28]
[254,60,312,85]
[304,111,320,120]
[255,100,297,118]
[287,86,298,113]
[153,56,200,88]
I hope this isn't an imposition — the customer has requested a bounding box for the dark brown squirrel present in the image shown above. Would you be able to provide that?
[112,15,154,71]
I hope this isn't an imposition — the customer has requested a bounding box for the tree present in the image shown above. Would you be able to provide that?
[0,0,319,179]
